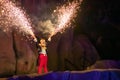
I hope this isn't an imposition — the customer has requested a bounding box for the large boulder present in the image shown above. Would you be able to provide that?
[47,28,100,71]
[13,32,37,74]
[0,30,37,77]
[87,60,120,69]
[0,30,16,77]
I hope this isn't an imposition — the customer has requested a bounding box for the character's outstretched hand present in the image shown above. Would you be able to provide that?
[48,37,51,41]
[33,38,37,42]
[32,35,37,42]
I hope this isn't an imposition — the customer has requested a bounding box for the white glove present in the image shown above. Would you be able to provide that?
[34,38,37,42]
[48,37,51,41]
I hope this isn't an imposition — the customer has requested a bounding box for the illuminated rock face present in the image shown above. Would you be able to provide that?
[0,30,37,77]
[12,32,37,74]
[0,28,100,77]
[0,30,16,77]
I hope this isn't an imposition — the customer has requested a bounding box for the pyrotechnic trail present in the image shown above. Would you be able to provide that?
[0,0,36,40]
[47,0,83,41]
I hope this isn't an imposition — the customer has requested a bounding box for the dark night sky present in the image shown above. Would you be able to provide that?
[74,0,120,60]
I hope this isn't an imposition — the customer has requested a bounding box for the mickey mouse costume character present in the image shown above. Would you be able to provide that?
[37,38,48,74]
[33,35,48,74]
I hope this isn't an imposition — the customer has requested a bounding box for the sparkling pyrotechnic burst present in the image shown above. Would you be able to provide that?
[0,0,36,39]
[47,0,83,41]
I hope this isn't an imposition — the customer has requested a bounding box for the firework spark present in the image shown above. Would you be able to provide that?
[47,0,82,41]
[0,0,36,40]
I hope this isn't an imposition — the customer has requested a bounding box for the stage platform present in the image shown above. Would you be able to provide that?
[4,69,120,80]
